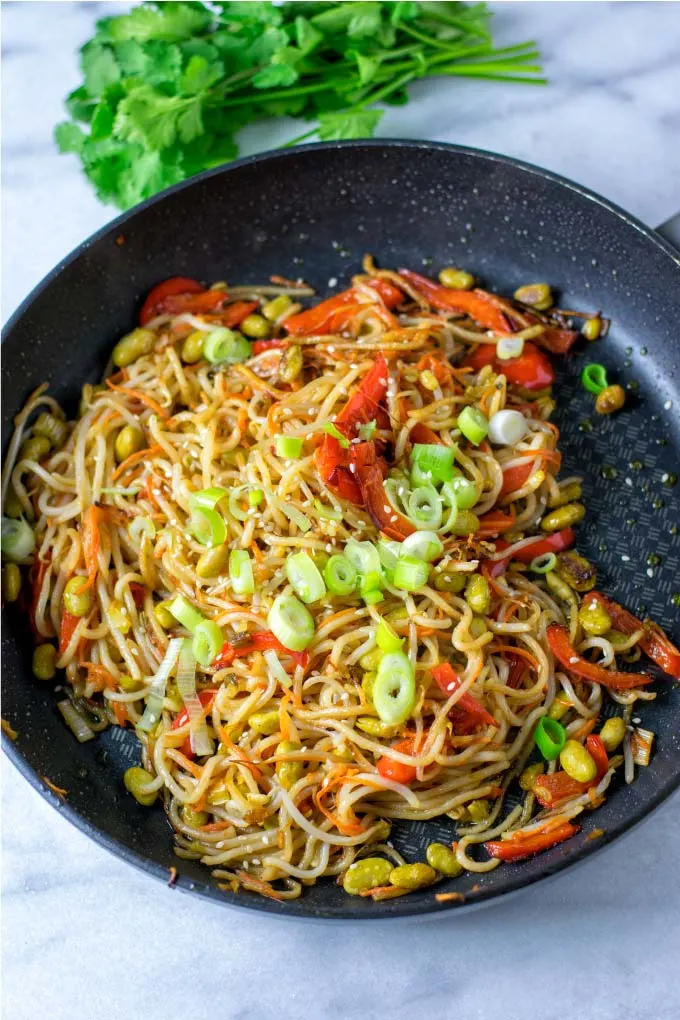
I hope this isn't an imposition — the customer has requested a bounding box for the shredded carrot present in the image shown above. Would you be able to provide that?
[214,722,264,780]
[81,504,103,591]
[435,891,466,903]
[490,644,539,669]
[236,871,285,901]
[360,885,409,900]
[250,541,264,563]
[113,702,129,728]
[41,776,67,797]
[106,379,170,419]
[112,444,161,481]
[1,718,18,740]
[167,867,178,887]
[166,749,205,779]
[80,660,116,691]
[200,821,233,833]
[572,716,597,741]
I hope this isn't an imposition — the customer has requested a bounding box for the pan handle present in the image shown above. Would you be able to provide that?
[655,212,680,252]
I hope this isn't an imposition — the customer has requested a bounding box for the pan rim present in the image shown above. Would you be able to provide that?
[3,138,680,920]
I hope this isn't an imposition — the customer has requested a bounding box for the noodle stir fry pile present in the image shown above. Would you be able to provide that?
[3,259,679,904]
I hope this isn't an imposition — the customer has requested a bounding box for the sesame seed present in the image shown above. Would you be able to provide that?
[664,400,673,410]
[646,568,654,577]
[632,716,641,724]
[328,277,338,288]
[621,554,630,562]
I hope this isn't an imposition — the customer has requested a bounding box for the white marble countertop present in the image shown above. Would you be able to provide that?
[2,3,680,1019]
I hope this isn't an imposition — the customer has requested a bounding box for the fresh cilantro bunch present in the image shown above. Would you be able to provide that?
[55,1,544,210]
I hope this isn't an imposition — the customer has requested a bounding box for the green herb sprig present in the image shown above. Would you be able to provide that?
[55,1,545,210]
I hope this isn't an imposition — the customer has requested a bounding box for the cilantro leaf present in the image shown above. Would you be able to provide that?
[317,107,384,140]
[54,122,86,154]
[81,43,120,98]
[104,3,210,44]
[56,0,544,210]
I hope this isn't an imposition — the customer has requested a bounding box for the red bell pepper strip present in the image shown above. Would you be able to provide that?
[462,342,555,390]
[432,663,498,733]
[377,736,420,785]
[506,652,527,689]
[535,326,579,355]
[171,688,217,758]
[252,338,288,355]
[586,592,680,680]
[212,630,309,672]
[547,623,650,690]
[533,738,608,810]
[140,277,204,325]
[499,461,533,497]
[586,733,609,780]
[350,441,416,541]
[129,582,146,609]
[315,355,391,506]
[218,300,259,329]
[284,279,402,336]
[409,422,443,445]
[159,290,229,318]
[398,270,512,334]
[476,510,516,538]
[59,611,81,656]
[487,528,576,578]
[484,820,579,861]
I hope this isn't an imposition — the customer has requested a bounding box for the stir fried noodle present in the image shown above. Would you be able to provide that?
[4,258,679,903]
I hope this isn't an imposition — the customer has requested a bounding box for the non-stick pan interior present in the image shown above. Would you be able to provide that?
[2,142,679,918]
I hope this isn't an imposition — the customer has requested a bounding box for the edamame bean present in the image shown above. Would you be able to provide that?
[115,425,145,463]
[541,503,585,532]
[513,283,552,310]
[559,739,597,783]
[2,563,21,603]
[183,805,209,828]
[262,295,293,321]
[124,766,158,806]
[556,551,596,592]
[599,716,627,752]
[32,643,57,681]
[582,317,602,341]
[181,330,205,364]
[248,710,280,736]
[240,314,270,339]
[33,412,68,449]
[343,857,393,895]
[439,267,474,290]
[548,481,582,508]
[279,344,303,382]
[63,576,92,617]
[154,600,176,629]
[595,384,625,415]
[519,762,544,790]
[578,599,612,636]
[464,573,490,615]
[196,543,230,579]
[112,328,155,368]
[276,740,304,789]
[20,435,51,462]
[389,862,436,890]
[426,843,462,877]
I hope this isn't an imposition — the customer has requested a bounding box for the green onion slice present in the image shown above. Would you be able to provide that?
[128,516,156,543]
[230,549,255,595]
[393,555,430,592]
[192,620,224,667]
[263,648,292,689]
[401,530,443,563]
[581,363,609,395]
[534,716,567,760]
[228,487,252,522]
[268,594,315,652]
[377,539,401,575]
[376,617,404,653]
[411,443,456,485]
[192,487,228,510]
[249,489,264,507]
[1,516,35,562]
[137,637,183,732]
[286,551,326,604]
[530,552,557,574]
[358,420,377,441]
[203,328,251,365]
[168,595,205,633]
[457,406,489,445]
[373,651,416,726]
[362,589,384,606]
[344,539,382,580]
[323,555,357,596]
[407,486,442,531]
[322,422,350,448]
[189,506,227,548]
[271,496,312,534]
[175,639,213,756]
[445,475,479,511]
[275,435,304,459]
[313,498,342,522]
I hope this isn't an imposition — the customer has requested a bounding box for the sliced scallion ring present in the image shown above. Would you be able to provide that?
[192,620,224,667]
[323,555,357,596]
[168,595,205,633]
[410,443,456,485]
[189,506,227,548]
[373,651,416,725]
[393,555,430,592]
[191,487,228,510]
[128,516,156,543]
[275,435,304,459]
[203,328,251,365]
[530,552,557,574]
[444,475,479,511]
[376,617,404,653]
[1,516,35,562]
[230,549,255,595]
[407,486,442,531]
[268,594,315,652]
[286,551,326,604]
[457,406,489,445]
[401,530,443,563]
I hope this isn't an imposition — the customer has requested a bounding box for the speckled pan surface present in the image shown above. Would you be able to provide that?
[2,141,679,919]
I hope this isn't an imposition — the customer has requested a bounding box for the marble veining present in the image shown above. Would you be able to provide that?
[2,3,680,1019]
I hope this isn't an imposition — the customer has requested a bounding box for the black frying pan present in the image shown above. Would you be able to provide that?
[3,141,679,920]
